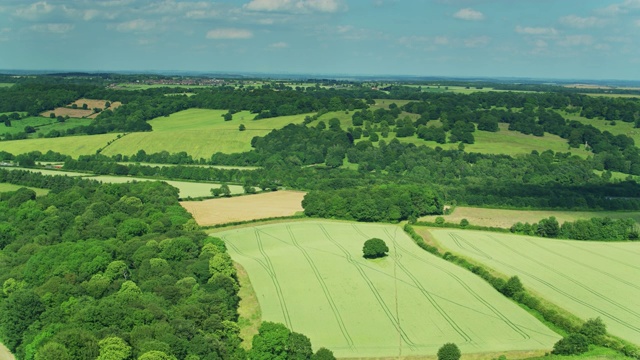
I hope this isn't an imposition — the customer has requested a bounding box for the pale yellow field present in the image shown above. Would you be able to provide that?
[181,190,305,226]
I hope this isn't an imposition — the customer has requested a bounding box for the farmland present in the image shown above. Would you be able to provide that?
[0,133,122,157]
[420,206,640,228]
[0,116,92,136]
[0,183,49,197]
[181,190,305,226]
[86,175,245,198]
[217,221,561,358]
[99,109,311,158]
[430,229,640,346]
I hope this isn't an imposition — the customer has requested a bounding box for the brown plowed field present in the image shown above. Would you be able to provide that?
[181,190,306,226]
[41,99,122,119]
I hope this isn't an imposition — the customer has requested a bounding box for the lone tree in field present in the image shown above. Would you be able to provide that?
[437,343,461,360]
[362,238,389,259]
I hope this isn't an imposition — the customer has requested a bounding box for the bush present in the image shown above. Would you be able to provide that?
[362,238,389,259]
[437,343,461,360]
[552,333,590,355]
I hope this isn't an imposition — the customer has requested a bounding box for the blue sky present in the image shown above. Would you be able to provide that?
[0,0,639,80]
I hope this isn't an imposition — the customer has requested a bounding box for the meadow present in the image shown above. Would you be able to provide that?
[0,117,92,136]
[181,190,305,226]
[217,221,561,358]
[0,183,49,197]
[100,109,311,158]
[2,167,90,177]
[430,229,640,346]
[0,133,122,157]
[419,206,640,228]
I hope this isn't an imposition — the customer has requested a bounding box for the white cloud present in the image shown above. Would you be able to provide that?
[558,35,593,47]
[535,39,548,48]
[206,28,253,39]
[30,23,74,34]
[0,28,10,42]
[14,1,54,20]
[269,41,288,48]
[597,0,640,16]
[244,0,346,13]
[115,19,156,32]
[453,8,484,21]
[434,36,449,45]
[560,15,605,28]
[515,26,558,36]
[185,9,221,19]
[635,18,640,26]
[464,35,490,47]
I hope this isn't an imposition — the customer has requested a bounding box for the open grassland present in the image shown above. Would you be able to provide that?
[2,167,90,177]
[420,206,640,228]
[430,229,640,346]
[181,190,305,226]
[217,221,561,358]
[114,83,213,90]
[0,117,92,136]
[85,175,244,198]
[0,183,49,197]
[0,133,122,157]
[0,83,14,87]
[100,109,310,158]
[235,262,262,349]
[560,111,640,145]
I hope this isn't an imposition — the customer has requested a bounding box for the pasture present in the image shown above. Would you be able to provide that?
[2,167,90,177]
[41,108,94,118]
[217,221,561,358]
[430,229,640,346]
[100,109,310,158]
[0,183,49,197]
[419,206,640,228]
[0,83,14,87]
[0,133,122,157]
[86,175,244,198]
[181,190,305,226]
[0,117,92,136]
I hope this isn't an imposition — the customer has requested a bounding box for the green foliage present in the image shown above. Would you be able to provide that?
[311,348,336,360]
[579,317,607,344]
[248,322,316,360]
[437,343,461,360]
[552,333,590,355]
[362,238,389,259]
[502,276,524,298]
[35,342,71,360]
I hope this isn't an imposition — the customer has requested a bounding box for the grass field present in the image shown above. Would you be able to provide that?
[99,109,310,158]
[118,162,259,170]
[559,111,640,145]
[420,206,640,228]
[0,133,122,157]
[0,83,14,88]
[2,167,90,177]
[216,221,561,358]
[430,229,640,346]
[0,183,49,197]
[114,83,213,90]
[181,190,305,226]
[41,108,94,118]
[0,117,92,136]
[86,175,245,198]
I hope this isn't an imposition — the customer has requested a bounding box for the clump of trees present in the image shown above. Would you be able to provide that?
[249,322,335,360]
[511,216,638,241]
[362,238,389,259]
[302,185,442,222]
[552,318,607,355]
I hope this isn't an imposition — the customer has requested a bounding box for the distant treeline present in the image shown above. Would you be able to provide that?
[511,216,638,241]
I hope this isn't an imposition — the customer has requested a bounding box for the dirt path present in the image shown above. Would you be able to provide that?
[0,343,15,360]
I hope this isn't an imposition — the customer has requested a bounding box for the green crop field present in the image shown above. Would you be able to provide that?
[85,175,245,198]
[420,206,640,228]
[0,133,122,157]
[430,229,640,346]
[99,109,310,158]
[217,221,561,358]
[0,83,13,88]
[0,183,49,196]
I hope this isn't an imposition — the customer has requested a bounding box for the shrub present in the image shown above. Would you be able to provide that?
[362,238,389,259]
[437,343,461,360]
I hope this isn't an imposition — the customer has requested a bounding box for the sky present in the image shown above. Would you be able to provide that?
[0,0,639,80]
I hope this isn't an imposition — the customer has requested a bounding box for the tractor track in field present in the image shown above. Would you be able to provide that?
[396,230,530,340]
[521,237,640,292]
[487,234,640,322]
[320,224,418,350]
[221,233,291,326]
[383,227,473,343]
[254,229,293,329]
[284,225,355,350]
[451,233,640,334]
